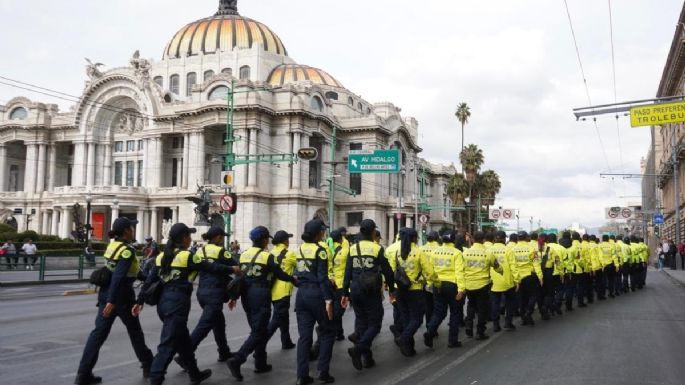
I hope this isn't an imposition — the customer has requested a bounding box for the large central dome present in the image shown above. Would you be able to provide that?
[164,1,287,59]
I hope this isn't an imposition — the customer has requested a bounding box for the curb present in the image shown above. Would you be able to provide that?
[662,269,685,286]
[63,288,97,296]
[0,279,89,288]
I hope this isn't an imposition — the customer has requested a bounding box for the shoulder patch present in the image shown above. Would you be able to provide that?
[193,253,203,264]
[224,251,231,258]
[121,249,133,259]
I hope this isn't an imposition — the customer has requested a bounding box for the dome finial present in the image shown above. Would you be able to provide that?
[216,0,239,15]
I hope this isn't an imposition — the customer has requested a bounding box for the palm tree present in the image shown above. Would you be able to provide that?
[459,144,484,183]
[455,102,471,155]
[476,170,501,206]
[447,173,469,204]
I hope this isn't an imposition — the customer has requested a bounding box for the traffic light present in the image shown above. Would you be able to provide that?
[297,147,319,161]
[654,225,660,237]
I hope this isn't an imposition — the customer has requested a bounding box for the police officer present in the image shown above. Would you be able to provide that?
[294,219,336,384]
[266,230,298,350]
[598,235,619,299]
[560,231,580,311]
[421,231,440,325]
[458,231,501,340]
[341,219,395,370]
[618,237,633,293]
[135,223,232,385]
[424,230,465,347]
[329,229,349,341]
[609,235,623,296]
[511,231,542,326]
[184,226,241,365]
[385,233,402,340]
[389,227,436,356]
[74,217,154,385]
[488,231,517,332]
[545,233,566,316]
[226,226,296,381]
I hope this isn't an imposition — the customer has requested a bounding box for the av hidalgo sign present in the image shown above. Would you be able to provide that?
[348,149,401,173]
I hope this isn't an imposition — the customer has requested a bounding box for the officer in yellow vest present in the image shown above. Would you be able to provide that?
[341,219,396,370]
[389,227,436,356]
[599,234,619,299]
[545,233,566,316]
[639,238,649,287]
[421,231,440,326]
[617,237,632,293]
[329,229,349,342]
[579,234,594,304]
[181,227,241,367]
[561,231,582,310]
[75,217,154,385]
[587,235,603,301]
[226,226,296,381]
[266,230,298,350]
[385,233,402,339]
[457,231,501,340]
[424,230,465,347]
[609,235,623,296]
[511,231,542,326]
[488,231,516,331]
[135,223,235,385]
[294,219,335,384]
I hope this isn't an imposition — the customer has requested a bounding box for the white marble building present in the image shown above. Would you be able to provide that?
[0,0,456,245]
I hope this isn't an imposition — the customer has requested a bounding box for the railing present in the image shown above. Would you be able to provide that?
[0,255,103,282]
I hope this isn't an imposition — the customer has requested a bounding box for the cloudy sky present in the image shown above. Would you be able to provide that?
[0,0,681,229]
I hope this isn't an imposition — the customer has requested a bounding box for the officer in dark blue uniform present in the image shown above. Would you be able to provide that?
[227,226,295,381]
[135,223,234,385]
[341,219,395,371]
[294,219,336,385]
[184,226,241,364]
[74,217,154,385]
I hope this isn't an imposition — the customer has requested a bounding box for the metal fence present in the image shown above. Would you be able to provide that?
[0,255,104,282]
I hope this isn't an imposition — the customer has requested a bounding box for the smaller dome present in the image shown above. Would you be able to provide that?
[267,64,344,89]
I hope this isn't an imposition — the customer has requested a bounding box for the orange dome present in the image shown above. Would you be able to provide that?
[267,64,344,89]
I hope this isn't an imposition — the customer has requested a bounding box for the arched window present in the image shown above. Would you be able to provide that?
[366,107,372,114]
[169,74,180,95]
[347,96,354,106]
[311,96,324,112]
[9,107,27,120]
[221,68,232,76]
[325,91,338,101]
[186,72,197,96]
[203,70,215,82]
[208,85,229,101]
[358,102,363,111]
[153,76,163,88]
[239,65,250,80]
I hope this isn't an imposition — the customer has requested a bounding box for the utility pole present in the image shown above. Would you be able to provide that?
[223,80,235,249]
[327,126,337,230]
[673,127,681,265]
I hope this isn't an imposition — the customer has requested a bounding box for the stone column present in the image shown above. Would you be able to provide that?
[0,144,6,191]
[247,128,258,187]
[197,132,205,186]
[156,137,164,188]
[47,144,57,191]
[72,142,86,186]
[86,142,96,187]
[103,142,112,186]
[136,207,145,242]
[141,139,148,186]
[172,206,179,224]
[51,208,60,236]
[111,204,120,221]
[292,132,301,189]
[150,208,159,241]
[35,144,47,193]
[176,158,183,188]
[182,133,190,189]
[134,158,140,187]
[61,206,73,239]
[41,210,50,235]
[387,216,393,244]
[24,144,37,194]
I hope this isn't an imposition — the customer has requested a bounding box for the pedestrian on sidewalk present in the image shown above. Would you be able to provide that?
[21,239,37,270]
[2,240,17,269]
[678,242,685,270]
[84,243,96,268]
[656,245,664,271]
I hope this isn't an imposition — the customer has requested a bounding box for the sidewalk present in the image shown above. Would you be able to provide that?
[0,269,94,287]
[662,268,685,286]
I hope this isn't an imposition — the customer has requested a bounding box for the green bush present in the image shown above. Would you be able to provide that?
[0,223,16,233]
[16,230,39,242]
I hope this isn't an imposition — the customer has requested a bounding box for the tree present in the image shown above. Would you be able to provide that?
[455,102,471,155]
[459,144,484,183]
[448,173,469,204]
[476,170,501,206]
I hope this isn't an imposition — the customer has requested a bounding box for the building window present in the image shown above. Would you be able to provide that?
[137,140,144,151]
[153,76,163,88]
[208,86,229,101]
[67,164,73,187]
[349,143,362,194]
[114,141,123,152]
[172,158,178,187]
[186,72,196,96]
[347,96,354,106]
[347,212,363,227]
[311,96,324,112]
[126,161,134,186]
[137,160,143,186]
[325,91,338,101]
[172,136,184,149]
[221,68,232,75]
[68,144,75,156]
[239,65,250,80]
[308,136,323,189]
[169,74,180,94]
[204,70,215,81]
[8,165,19,191]
[358,102,363,111]
[126,140,135,152]
[9,107,27,120]
[114,161,123,185]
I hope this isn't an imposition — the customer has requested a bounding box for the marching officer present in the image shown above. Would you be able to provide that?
[424,230,465,347]
[545,233,566,316]
[488,231,517,331]
[266,230,298,350]
[75,217,154,385]
[135,222,235,385]
[294,219,336,384]
[511,231,542,326]
[617,237,633,293]
[421,231,440,325]
[329,229,349,341]
[561,231,582,311]
[227,226,296,381]
[598,235,619,299]
[341,219,396,370]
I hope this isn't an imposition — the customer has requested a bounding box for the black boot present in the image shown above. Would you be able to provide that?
[74,373,102,385]
[493,322,501,333]
[348,347,362,370]
[318,372,335,383]
[226,357,243,381]
[423,332,434,348]
[189,369,212,385]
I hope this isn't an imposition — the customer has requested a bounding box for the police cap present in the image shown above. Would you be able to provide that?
[111,217,139,237]
[272,230,293,245]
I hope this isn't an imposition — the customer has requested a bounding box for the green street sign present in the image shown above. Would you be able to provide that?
[348,149,401,173]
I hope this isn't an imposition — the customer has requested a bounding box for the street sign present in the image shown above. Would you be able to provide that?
[220,171,235,189]
[630,101,685,128]
[297,147,319,161]
[653,214,664,225]
[348,149,400,173]
[220,193,238,214]
[502,209,513,219]
[488,209,501,220]
[620,207,634,219]
[419,214,430,225]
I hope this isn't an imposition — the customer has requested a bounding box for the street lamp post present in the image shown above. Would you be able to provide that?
[85,195,92,244]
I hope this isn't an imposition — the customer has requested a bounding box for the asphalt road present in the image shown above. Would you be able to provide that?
[1,269,683,385]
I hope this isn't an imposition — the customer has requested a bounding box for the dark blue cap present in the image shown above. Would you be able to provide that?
[169,223,196,241]
[359,219,376,235]
[111,217,138,237]
[203,226,227,240]
[250,226,272,242]
[272,230,293,245]
[304,219,328,236]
